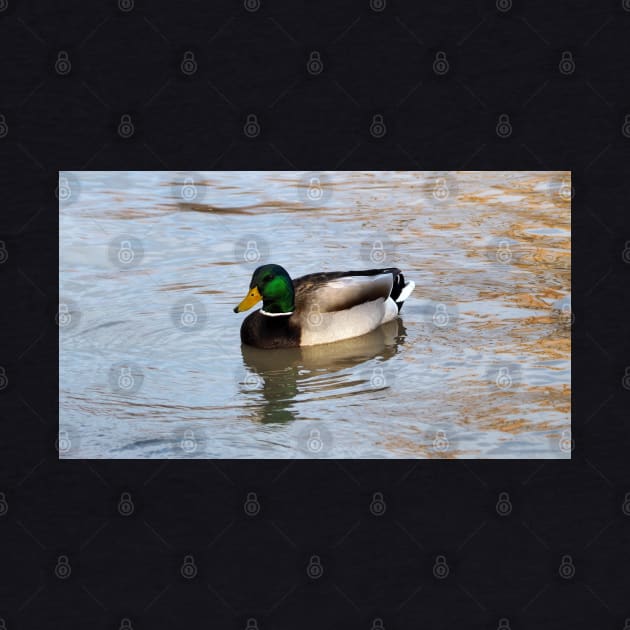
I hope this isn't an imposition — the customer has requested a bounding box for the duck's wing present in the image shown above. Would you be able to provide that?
[294,268,400,312]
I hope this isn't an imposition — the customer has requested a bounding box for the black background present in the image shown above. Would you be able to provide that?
[1,0,629,628]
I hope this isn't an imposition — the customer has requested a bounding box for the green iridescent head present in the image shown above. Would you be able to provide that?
[234,264,295,314]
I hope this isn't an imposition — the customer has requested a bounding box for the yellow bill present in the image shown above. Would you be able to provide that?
[234,286,262,313]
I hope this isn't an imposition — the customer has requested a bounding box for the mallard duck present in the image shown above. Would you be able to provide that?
[233,264,415,348]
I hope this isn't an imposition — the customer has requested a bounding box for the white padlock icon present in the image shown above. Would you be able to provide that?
[434,430,449,451]
[58,430,72,452]
[496,240,512,263]
[118,366,134,390]
[307,429,323,452]
[371,367,386,388]
[307,177,323,201]
[57,303,72,327]
[118,240,135,264]
[308,303,323,327]
[433,177,449,200]
[559,177,572,201]
[181,429,196,452]
[496,367,512,389]
[433,303,449,327]
[370,240,386,263]
[181,303,198,327]
[244,240,261,263]
[58,176,72,201]
[181,177,197,201]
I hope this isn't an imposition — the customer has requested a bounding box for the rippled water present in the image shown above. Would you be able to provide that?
[59,171,571,459]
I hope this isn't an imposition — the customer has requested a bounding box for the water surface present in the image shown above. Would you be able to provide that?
[59,170,571,458]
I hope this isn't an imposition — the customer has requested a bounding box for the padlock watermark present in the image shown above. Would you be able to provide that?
[57,172,81,207]
[117,491,135,516]
[56,297,81,331]
[369,366,387,388]
[495,491,512,516]
[306,51,323,76]
[180,429,198,454]
[56,429,81,458]
[553,297,574,328]
[433,51,449,75]
[180,50,198,76]
[358,363,398,392]
[108,362,144,396]
[558,430,574,454]
[56,430,71,454]
[558,51,575,76]
[170,297,208,332]
[297,424,333,457]
[547,173,573,208]
[495,113,512,138]
[418,300,459,333]
[233,234,270,267]
[485,237,528,267]
[108,235,145,270]
[432,555,449,579]
[369,114,387,139]
[54,554,72,579]
[170,171,209,204]
[370,0,386,11]
[0,113,8,139]
[117,113,135,138]
[119,618,134,630]
[432,429,450,453]
[369,491,387,516]
[423,172,460,207]
[180,554,198,579]
[244,0,261,11]
[359,233,397,266]
[297,171,334,206]
[306,554,324,579]
[558,554,575,579]
[243,492,261,517]
[239,369,264,392]
[243,113,261,138]
[306,302,324,328]
[54,50,72,75]
[486,362,522,392]
[300,301,335,340]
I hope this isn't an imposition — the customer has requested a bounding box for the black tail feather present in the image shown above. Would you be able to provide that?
[389,271,407,312]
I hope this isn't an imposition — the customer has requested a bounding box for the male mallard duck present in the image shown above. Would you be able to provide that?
[233,264,415,348]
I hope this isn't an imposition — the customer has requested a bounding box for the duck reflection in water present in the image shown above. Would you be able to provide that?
[238,318,407,424]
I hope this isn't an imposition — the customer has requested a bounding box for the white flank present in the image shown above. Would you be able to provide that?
[301,297,394,346]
